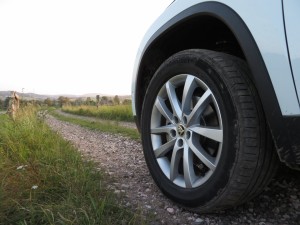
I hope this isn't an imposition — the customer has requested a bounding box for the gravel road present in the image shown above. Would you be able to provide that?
[45,114,300,225]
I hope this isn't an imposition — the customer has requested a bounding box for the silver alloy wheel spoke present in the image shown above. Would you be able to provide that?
[170,142,183,181]
[151,74,223,188]
[155,96,174,123]
[187,89,212,126]
[182,75,197,115]
[154,138,176,158]
[189,126,223,142]
[183,144,195,188]
[166,81,182,119]
[151,124,176,135]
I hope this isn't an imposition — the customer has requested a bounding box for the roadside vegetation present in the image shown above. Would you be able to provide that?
[0,106,144,224]
[61,105,134,122]
[51,110,140,141]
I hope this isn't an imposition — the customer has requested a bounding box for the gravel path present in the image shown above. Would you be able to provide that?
[45,115,300,225]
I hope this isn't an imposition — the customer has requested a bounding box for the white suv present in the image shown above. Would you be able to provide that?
[131,0,300,212]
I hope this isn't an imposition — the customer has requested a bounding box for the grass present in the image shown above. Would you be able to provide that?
[51,111,140,141]
[0,106,145,224]
[62,105,134,122]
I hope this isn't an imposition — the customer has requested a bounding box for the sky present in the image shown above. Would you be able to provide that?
[0,0,172,96]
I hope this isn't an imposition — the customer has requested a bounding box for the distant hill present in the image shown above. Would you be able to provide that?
[0,91,131,101]
[0,91,54,100]
[0,91,12,99]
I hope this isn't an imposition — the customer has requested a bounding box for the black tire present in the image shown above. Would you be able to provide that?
[140,49,278,212]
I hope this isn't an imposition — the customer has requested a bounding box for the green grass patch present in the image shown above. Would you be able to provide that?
[51,111,140,141]
[62,105,134,122]
[0,107,144,224]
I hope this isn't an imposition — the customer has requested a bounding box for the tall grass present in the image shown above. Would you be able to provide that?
[0,106,144,224]
[62,105,134,122]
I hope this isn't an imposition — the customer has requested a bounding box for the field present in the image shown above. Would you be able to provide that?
[62,105,134,122]
[0,107,144,224]
[51,110,140,140]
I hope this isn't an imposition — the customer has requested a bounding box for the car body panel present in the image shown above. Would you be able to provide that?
[283,0,300,104]
[132,0,300,116]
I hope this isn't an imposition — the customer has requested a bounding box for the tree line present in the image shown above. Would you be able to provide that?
[0,95,131,110]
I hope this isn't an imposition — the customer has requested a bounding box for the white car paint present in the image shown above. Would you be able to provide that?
[132,0,300,115]
[283,0,300,105]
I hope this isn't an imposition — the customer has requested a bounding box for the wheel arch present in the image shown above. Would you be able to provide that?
[134,2,300,167]
[135,2,279,128]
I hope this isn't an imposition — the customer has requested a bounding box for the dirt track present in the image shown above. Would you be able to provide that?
[46,114,300,225]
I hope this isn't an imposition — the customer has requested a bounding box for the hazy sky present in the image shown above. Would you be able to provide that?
[0,0,172,95]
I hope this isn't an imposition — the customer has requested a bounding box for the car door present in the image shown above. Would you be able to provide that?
[283,0,300,106]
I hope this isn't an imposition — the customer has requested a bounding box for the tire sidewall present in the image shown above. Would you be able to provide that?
[141,51,239,207]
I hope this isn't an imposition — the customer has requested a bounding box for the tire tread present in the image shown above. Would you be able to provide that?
[190,50,278,212]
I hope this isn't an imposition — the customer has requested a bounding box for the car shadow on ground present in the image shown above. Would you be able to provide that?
[209,165,300,224]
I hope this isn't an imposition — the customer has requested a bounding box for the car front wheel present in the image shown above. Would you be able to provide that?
[141,49,278,212]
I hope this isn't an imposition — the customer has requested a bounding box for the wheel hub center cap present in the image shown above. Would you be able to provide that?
[177,124,185,136]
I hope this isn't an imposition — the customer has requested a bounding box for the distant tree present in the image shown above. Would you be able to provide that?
[113,95,120,105]
[86,97,91,105]
[44,98,53,107]
[100,96,108,105]
[74,98,84,106]
[57,96,63,106]
[86,97,95,105]
[122,99,132,105]
[4,97,10,110]
[96,95,100,108]
[58,96,70,107]
[58,96,63,107]
[0,99,3,110]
